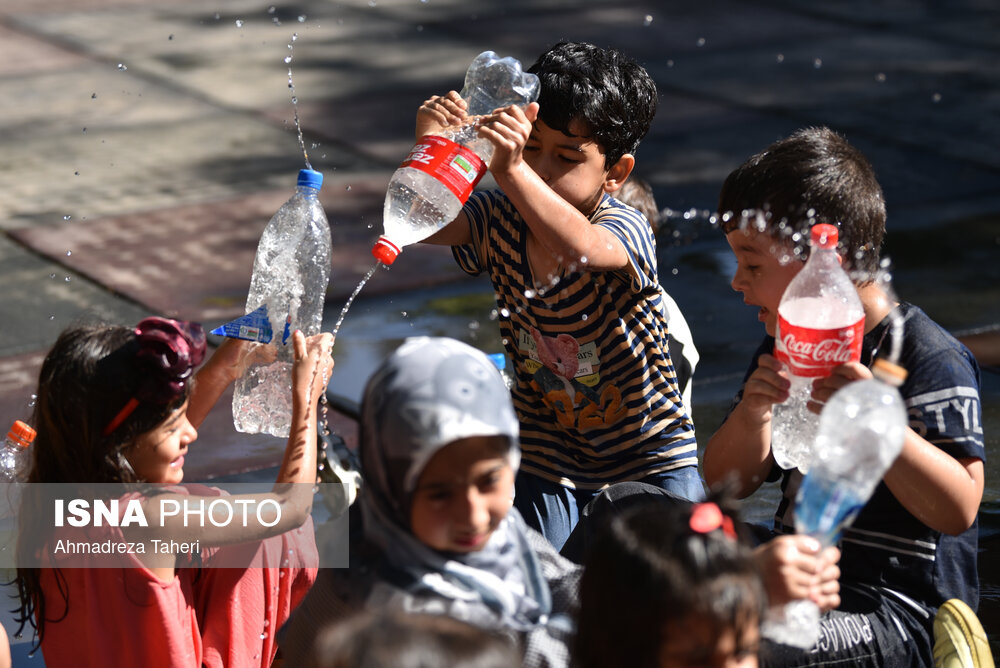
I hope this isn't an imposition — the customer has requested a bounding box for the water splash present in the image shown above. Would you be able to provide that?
[330,262,380,339]
[286,33,311,169]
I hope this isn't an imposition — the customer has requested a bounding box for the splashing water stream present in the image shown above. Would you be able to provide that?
[330,262,381,340]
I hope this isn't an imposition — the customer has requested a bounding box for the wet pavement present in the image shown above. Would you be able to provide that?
[1,0,1000,660]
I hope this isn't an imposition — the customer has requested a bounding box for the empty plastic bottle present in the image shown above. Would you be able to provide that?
[372,51,539,265]
[763,358,908,648]
[2,420,35,482]
[771,223,864,472]
[229,168,331,437]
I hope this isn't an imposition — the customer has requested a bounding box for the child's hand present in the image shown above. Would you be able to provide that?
[807,361,873,414]
[755,535,840,609]
[478,102,539,176]
[739,354,791,424]
[291,331,335,403]
[416,91,467,139]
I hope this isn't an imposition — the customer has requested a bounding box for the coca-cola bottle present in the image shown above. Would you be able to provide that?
[771,223,864,472]
[371,51,539,265]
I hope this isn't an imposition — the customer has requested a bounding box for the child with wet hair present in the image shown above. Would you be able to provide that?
[13,317,333,667]
[574,496,766,668]
[279,336,580,668]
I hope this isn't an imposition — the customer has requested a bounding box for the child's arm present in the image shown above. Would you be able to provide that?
[812,362,984,535]
[703,354,789,497]
[479,103,631,272]
[186,338,276,428]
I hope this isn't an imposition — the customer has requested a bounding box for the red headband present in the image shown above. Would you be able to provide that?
[103,317,206,436]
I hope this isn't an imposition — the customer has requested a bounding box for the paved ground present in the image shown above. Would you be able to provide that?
[1,0,999,474]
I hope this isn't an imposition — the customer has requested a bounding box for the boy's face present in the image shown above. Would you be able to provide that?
[409,436,515,554]
[725,228,804,337]
[523,118,622,216]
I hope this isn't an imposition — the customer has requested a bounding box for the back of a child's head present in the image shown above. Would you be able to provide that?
[718,126,886,280]
[614,177,660,232]
[574,496,765,668]
[307,610,520,668]
[31,318,204,483]
[528,41,657,168]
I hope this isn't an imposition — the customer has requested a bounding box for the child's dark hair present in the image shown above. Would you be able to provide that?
[307,610,520,668]
[718,126,886,281]
[528,41,657,168]
[574,494,765,668]
[14,318,204,648]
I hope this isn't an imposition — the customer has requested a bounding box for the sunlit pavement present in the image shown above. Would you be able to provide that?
[1,0,998,476]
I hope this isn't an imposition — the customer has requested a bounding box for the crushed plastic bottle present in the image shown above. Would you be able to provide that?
[225,169,331,437]
[763,358,908,648]
[2,420,35,482]
[372,51,539,265]
[771,223,864,472]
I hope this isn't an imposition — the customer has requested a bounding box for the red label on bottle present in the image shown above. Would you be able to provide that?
[400,135,486,203]
[775,315,864,377]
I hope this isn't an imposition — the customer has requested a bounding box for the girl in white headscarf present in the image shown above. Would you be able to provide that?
[279,337,578,668]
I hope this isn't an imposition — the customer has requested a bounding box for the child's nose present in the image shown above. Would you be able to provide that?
[459,488,490,528]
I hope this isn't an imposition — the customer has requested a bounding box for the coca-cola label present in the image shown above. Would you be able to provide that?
[775,314,864,377]
[400,135,486,203]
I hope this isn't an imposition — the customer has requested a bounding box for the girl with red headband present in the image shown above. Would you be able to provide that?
[13,317,333,667]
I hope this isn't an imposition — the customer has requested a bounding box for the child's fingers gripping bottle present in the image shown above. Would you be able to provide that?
[771,224,865,472]
[371,51,540,265]
[220,168,332,438]
[763,359,908,648]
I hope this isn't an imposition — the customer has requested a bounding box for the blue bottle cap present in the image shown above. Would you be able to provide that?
[487,353,507,371]
[297,168,323,190]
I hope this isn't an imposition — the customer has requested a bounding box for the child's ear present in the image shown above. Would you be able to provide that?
[603,153,635,193]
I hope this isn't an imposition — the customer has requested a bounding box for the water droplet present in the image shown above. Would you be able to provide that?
[82,127,87,133]
[581,314,588,321]
[64,276,71,282]
[213,12,220,20]
[317,462,325,471]
[29,394,37,407]
[291,33,298,42]
[666,59,674,68]
[65,250,72,256]
[671,268,679,275]
[580,255,589,265]
[468,320,480,331]
[875,72,886,83]
[168,34,174,40]
[932,92,942,103]
[813,58,823,69]
[63,215,72,221]
[643,14,653,26]
[235,19,244,27]
[268,6,276,13]
[366,222,373,229]
[297,15,306,22]
[49,315,55,321]
[272,16,282,25]
[499,308,510,318]
[345,185,352,191]
[696,37,706,47]
[91,92,97,99]
[117,63,127,71]
[291,96,297,104]
[776,53,785,63]
[368,0,376,6]
[49,273,56,279]
[74,171,80,176]
[284,55,292,63]
[400,311,408,317]
[524,288,536,298]
[264,620,270,628]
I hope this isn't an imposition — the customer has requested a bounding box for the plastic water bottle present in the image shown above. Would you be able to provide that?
[371,51,539,265]
[763,358,908,648]
[230,168,331,437]
[2,420,35,482]
[487,352,514,390]
[771,223,864,472]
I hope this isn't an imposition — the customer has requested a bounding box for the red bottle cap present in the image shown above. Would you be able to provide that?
[7,420,35,449]
[372,236,401,265]
[810,223,839,249]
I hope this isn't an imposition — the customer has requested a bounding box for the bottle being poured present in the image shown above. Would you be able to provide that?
[371,51,540,265]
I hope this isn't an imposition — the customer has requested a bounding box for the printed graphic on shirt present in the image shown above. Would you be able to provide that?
[519,328,627,431]
[906,386,983,447]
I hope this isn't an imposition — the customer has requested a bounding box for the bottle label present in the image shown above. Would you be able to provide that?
[401,135,486,203]
[775,315,864,377]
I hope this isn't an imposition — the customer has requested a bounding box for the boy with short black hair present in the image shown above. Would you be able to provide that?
[704,126,985,666]
[420,41,702,550]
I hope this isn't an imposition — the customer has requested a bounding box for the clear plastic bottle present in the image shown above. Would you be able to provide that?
[232,168,331,437]
[771,223,864,472]
[763,358,908,648]
[2,420,35,482]
[372,51,539,265]
[487,352,514,390]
